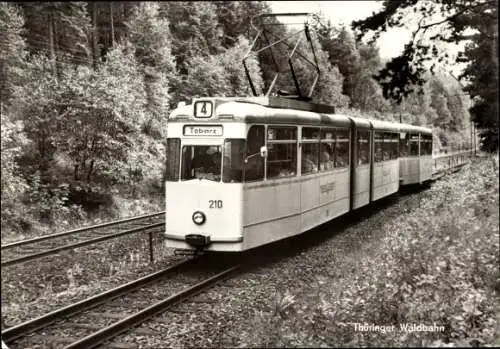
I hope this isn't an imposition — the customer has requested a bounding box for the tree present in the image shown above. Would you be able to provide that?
[213,1,270,48]
[20,2,92,71]
[352,0,498,150]
[13,44,147,186]
[159,2,223,74]
[314,21,388,112]
[126,2,176,123]
[0,2,27,113]
[181,36,264,100]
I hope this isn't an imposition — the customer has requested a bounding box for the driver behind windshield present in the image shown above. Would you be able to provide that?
[192,147,221,180]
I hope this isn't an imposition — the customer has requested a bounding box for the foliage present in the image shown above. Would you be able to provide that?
[238,158,499,347]
[213,1,270,48]
[13,45,146,186]
[126,2,176,119]
[182,36,264,99]
[20,2,91,67]
[314,22,390,112]
[0,118,30,232]
[159,1,223,74]
[0,2,27,112]
[352,0,498,151]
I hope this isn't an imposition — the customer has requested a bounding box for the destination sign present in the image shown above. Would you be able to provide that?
[183,125,223,136]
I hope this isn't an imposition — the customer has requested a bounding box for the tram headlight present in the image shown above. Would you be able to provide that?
[192,211,206,225]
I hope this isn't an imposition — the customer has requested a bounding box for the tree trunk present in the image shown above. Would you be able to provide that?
[48,12,57,76]
[91,2,98,69]
[110,2,115,47]
[87,160,94,182]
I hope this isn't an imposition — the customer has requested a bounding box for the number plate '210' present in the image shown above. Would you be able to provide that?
[209,200,223,208]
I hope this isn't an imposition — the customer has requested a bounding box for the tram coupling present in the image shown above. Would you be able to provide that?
[174,248,204,256]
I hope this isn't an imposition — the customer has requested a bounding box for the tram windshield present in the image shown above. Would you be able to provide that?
[181,145,222,181]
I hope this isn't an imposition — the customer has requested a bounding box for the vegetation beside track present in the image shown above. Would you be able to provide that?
[238,156,499,347]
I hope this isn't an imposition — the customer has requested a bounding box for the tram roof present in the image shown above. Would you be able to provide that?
[398,123,433,134]
[169,97,432,133]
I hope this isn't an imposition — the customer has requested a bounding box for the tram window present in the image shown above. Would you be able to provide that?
[421,135,433,155]
[181,145,222,181]
[410,134,419,156]
[374,132,383,162]
[302,127,320,140]
[267,126,297,179]
[268,126,296,140]
[428,135,434,154]
[244,125,265,182]
[165,138,180,181]
[400,132,409,157]
[223,139,245,183]
[357,130,370,165]
[320,128,335,171]
[302,128,320,175]
[382,132,392,160]
[302,143,319,174]
[335,129,349,168]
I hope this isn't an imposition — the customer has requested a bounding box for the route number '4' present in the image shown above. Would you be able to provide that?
[194,101,213,118]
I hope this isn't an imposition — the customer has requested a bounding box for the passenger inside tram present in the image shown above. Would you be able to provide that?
[302,152,318,173]
[320,144,334,170]
[358,149,368,165]
[335,144,348,167]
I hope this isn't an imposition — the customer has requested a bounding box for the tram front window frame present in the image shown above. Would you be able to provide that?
[181,145,223,182]
[165,138,181,181]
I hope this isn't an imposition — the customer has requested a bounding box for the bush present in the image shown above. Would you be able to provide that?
[244,158,498,347]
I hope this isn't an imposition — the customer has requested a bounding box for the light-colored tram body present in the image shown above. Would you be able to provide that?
[398,124,433,185]
[164,97,433,252]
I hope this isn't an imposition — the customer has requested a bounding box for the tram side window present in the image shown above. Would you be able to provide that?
[357,130,370,165]
[410,134,419,156]
[244,125,265,182]
[391,133,399,159]
[267,126,297,179]
[374,132,383,162]
[165,138,180,181]
[301,127,320,175]
[223,139,245,183]
[383,132,392,160]
[427,135,434,154]
[335,129,349,168]
[400,132,409,157]
[320,129,335,171]
[421,135,433,155]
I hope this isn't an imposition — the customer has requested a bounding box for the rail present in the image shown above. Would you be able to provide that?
[1,258,195,343]
[2,257,240,349]
[1,211,165,249]
[432,149,472,174]
[1,212,165,267]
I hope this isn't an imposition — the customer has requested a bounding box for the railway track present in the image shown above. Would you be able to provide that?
[2,255,240,349]
[1,212,165,267]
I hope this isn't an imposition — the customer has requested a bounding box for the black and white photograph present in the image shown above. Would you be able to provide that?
[1,1,498,348]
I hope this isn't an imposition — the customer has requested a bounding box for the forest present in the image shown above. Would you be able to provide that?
[0,1,496,236]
